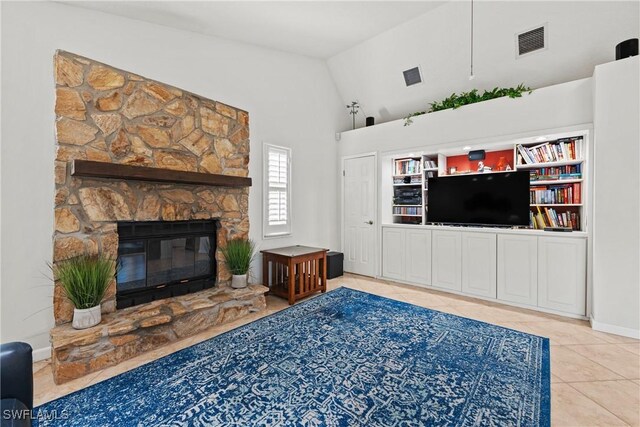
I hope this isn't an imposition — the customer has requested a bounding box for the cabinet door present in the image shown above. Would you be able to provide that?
[382,227,405,280]
[538,237,587,315]
[497,235,537,306]
[405,229,432,285]
[462,232,497,298]
[431,230,462,291]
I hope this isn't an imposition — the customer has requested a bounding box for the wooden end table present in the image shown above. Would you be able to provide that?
[261,246,328,305]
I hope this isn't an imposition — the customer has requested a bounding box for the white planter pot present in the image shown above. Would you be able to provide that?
[231,274,248,289]
[72,305,101,329]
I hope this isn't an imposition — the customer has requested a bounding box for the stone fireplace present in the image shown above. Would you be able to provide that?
[50,51,267,384]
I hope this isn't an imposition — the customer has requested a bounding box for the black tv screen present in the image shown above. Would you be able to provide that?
[427,171,530,227]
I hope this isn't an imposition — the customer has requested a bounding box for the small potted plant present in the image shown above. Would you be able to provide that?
[51,254,115,329]
[221,238,256,289]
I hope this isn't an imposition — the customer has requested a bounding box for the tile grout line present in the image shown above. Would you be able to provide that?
[563,382,632,426]
[559,344,639,381]
[563,378,639,384]
[549,344,629,384]
[612,343,640,356]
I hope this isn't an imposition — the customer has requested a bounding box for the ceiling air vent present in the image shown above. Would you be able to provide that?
[517,25,547,57]
[403,66,422,87]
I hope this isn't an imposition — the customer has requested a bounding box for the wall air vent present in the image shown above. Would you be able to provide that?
[403,66,422,87]
[516,24,547,57]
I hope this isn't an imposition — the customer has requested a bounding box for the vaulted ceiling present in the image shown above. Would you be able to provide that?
[62,1,447,59]
[60,1,639,124]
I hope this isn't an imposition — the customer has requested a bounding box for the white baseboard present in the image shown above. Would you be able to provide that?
[378,275,589,320]
[590,319,640,339]
[32,346,51,362]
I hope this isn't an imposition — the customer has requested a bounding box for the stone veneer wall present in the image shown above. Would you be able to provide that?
[52,51,250,325]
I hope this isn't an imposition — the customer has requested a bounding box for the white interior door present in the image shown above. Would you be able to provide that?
[343,154,376,276]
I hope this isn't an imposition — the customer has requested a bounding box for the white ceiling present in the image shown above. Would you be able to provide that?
[61,1,447,59]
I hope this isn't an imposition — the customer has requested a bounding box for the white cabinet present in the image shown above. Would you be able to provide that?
[497,235,538,306]
[405,229,432,285]
[382,227,405,280]
[382,227,431,285]
[381,225,587,319]
[432,230,462,291]
[462,232,497,299]
[538,237,587,315]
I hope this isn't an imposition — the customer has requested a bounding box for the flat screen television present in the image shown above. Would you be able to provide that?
[427,171,530,227]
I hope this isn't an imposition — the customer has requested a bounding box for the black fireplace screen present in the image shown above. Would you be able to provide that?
[116,220,217,308]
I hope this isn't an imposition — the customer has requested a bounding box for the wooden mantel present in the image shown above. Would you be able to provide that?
[71,160,252,187]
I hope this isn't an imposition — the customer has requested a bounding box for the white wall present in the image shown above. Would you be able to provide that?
[328,1,639,127]
[0,1,348,355]
[338,77,593,157]
[591,57,640,338]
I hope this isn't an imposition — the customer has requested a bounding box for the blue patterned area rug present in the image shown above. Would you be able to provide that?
[36,287,550,426]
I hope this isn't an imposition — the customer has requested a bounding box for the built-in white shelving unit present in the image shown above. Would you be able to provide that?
[386,130,589,232]
[514,134,586,231]
[391,154,442,225]
[379,128,591,319]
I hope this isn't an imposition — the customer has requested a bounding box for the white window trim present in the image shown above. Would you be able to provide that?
[263,143,292,238]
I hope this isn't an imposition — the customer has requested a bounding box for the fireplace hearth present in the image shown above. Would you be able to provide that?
[116,220,218,308]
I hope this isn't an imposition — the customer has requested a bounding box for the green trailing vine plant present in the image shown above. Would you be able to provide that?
[404,111,427,126]
[404,84,532,126]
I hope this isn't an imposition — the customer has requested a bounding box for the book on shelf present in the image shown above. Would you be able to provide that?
[517,144,534,165]
[529,165,582,181]
[530,182,581,204]
[531,206,580,230]
[516,136,583,165]
[424,159,437,169]
[394,158,421,175]
[393,206,421,216]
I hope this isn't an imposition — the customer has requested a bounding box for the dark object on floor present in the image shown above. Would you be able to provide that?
[616,38,638,60]
[1,342,33,426]
[326,251,344,279]
[366,116,375,127]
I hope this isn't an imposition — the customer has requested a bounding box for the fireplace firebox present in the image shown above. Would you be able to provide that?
[116,220,218,309]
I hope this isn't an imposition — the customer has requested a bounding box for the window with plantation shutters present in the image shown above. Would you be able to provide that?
[263,144,291,237]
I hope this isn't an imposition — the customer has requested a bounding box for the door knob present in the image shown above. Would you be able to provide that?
[364,220,373,225]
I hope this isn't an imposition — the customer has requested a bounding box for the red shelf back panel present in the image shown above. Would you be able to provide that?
[446,149,514,174]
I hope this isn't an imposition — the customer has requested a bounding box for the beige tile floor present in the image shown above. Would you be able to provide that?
[33,274,640,426]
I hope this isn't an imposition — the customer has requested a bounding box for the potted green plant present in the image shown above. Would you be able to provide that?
[51,255,115,329]
[221,238,256,289]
